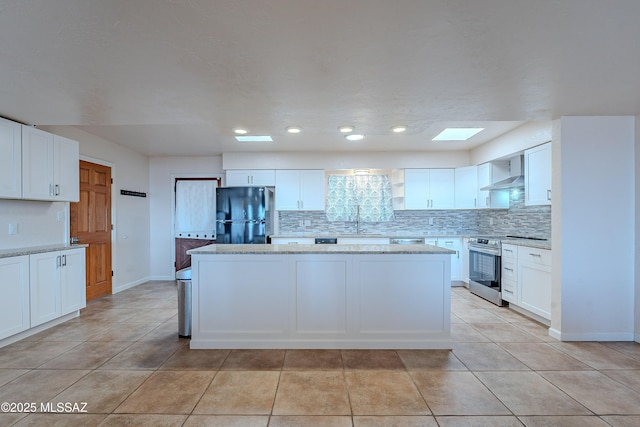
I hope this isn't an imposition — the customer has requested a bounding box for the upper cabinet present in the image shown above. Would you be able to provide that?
[524,142,552,206]
[454,166,478,209]
[226,169,275,187]
[275,170,325,211]
[0,117,22,199]
[404,169,455,210]
[22,126,79,202]
[477,162,509,209]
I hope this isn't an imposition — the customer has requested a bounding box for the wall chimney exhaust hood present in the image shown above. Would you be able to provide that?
[480,155,525,191]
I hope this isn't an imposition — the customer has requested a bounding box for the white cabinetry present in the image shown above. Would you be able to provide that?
[22,126,79,202]
[461,237,470,284]
[524,142,552,206]
[518,246,552,320]
[404,169,455,210]
[501,244,518,303]
[0,118,22,199]
[226,170,275,187]
[0,256,30,340]
[275,170,325,211]
[425,237,462,282]
[29,248,86,328]
[454,166,478,209]
[477,162,509,209]
[337,237,390,244]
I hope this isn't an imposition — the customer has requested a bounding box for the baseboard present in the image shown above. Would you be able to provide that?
[0,311,79,349]
[112,276,153,294]
[636,333,640,344]
[550,329,635,342]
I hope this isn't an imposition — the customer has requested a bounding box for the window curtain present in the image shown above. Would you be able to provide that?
[326,174,394,222]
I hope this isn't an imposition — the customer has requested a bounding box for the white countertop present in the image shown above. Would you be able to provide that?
[0,244,88,259]
[188,243,456,255]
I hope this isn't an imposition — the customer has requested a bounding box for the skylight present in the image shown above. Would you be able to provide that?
[235,135,273,142]
[432,128,484,141]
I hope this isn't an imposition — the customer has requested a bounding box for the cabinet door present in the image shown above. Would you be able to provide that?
[454,166,478,209]
[226,170,252,186]
[0,256,30,340]
[525,142,552,206]
[429,169,455,209]
[519,261,552,319]
[0,118,22,199]
[250,170,276,186]
[299,170,325,210]
[22,126,55,200]
[275,170,302,210]
[437,238,462,281]
[30,251,61,327]
[53,135,80,202]
[404,169,429,209]
[60,248,86,315]
[461,238,470,284]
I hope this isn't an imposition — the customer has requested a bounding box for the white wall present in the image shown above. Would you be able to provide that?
[40,126,151,292]
[554,116,635,341]
[636,114,640,342]
[470,121,553,165]
[0,200,68,250]
[149,156,223,280]
[222,151,470,170]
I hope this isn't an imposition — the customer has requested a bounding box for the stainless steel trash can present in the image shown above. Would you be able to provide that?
[176,267,192,338]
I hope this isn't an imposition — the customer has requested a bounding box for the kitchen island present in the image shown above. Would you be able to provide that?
[188,244,454,349]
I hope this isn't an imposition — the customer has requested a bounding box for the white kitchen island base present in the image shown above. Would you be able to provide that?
[189,245,452,349]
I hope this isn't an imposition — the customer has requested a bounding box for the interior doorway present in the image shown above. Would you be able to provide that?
[70,160,113,301]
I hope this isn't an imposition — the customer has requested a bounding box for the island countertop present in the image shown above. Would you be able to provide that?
[188,243,456,255]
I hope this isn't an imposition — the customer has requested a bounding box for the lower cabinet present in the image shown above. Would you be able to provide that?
[28,248,87,329]
[518,246,552,320]
[500,244,518,304]
[426,238,462,282]
[0,256,30,340]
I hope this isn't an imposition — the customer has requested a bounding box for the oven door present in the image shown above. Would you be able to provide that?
[469,247,501,290]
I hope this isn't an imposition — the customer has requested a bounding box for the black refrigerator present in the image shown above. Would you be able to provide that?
[215,187,274,244]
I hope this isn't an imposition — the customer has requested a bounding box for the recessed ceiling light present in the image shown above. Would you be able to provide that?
[235,135,273,142]
[233,128,249,135]
[345,134,365,141]
[391,125,407,133]
[338,125,354,133]
[432,128,484,141]
[286,126,302,134]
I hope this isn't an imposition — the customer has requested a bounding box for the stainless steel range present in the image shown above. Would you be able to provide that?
[468,236,505,306]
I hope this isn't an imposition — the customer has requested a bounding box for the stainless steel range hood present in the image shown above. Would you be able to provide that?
[480,155,525,191]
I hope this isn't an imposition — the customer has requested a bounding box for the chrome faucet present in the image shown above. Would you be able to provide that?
[355,205,361,234]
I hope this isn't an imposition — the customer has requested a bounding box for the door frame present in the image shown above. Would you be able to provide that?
[79,155,116,291]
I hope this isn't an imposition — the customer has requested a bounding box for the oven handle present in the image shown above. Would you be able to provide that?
[469,245,501,257]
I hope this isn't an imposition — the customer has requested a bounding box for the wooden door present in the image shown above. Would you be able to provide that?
[70,161,112,301]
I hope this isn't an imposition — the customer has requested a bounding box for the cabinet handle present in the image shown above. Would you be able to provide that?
[529,253,542,257]
[49,184,54,196]
[547,189,551,201]
[56,255,62,268]
[62,254,67,266]
[247,176,250,184]
[474,198,477,207]
[55,184,60,196]
[486,196,490,206]
[504,249,513,253]
[504,267,514,272]
[456,250,459,259]
[300,200,303,209]
[503,289,513,295]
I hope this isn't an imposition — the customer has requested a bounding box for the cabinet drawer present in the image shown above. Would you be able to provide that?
[518,246,551,266]
[501,259,517,281]
[501,244,518,259]
[501,279,517,303]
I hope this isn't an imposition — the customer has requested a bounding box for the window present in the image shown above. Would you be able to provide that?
[326,174,394,222]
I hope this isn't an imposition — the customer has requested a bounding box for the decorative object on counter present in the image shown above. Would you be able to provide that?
[326,174,394,223]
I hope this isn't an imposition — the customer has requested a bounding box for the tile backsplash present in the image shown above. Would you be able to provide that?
[278,191,551,238]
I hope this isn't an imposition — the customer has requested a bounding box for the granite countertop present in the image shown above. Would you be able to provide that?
[0,244,89,259]
[269,233,465,239]
[500,238,552,250]
[188,243,456,255]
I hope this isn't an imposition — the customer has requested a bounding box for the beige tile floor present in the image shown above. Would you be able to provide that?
[0,282,639,426]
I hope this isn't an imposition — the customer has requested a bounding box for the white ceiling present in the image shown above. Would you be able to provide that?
[2,0,640,156]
